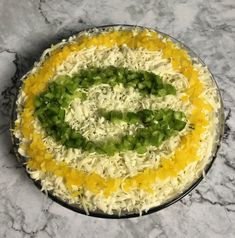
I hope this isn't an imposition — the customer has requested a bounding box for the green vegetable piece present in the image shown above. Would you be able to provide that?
[102,142,117,156]
[34,97,42,108]
[150,132,165,146]
[44,92,54,100]
[163,109,174,121]
[47,104,60,115]
[56,75,71,85]
[66,81,78,94]
[74,137,85,147]
[121,138,134,150]
[155,76,163,88]
[127,73,137,81]
[85,141,96,152]
[140,109,154,123]
[127,79,139,88]
[48,83,55,93]
[138,82,146,89]
[80,79,90,88]
[144,79,152,89]
[165,84,176,95]
[126,135,137,145]
[51,115,60,125]
[73,75,81,84]
[154,110,163,120]
[105,67,115,77]
[110,111,123,122]
[52,84,63,99]
[135,143,147,154]
[157,88,167,96]
[173,119,186,131]
[126,112,140,124]
[174,111,185,120]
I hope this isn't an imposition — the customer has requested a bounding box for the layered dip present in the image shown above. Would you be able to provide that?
[13,26,222,216]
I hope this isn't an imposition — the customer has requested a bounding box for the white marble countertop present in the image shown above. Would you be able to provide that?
[0,0,234,237]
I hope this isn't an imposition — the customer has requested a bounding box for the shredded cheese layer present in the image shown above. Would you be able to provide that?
[14,27,221,215]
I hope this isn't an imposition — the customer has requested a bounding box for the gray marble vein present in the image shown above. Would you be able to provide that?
[0,0,234,237]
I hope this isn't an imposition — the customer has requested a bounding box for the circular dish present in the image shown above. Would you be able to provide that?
[11,25,224,218]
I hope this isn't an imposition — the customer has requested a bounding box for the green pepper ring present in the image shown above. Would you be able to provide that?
[35,66,186,155]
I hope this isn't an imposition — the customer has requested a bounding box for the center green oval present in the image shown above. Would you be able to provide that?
[34,66,186,155]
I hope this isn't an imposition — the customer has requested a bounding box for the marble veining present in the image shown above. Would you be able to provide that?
[0,0,234,237]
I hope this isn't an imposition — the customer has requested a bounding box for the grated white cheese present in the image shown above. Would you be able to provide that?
[15,39,221,215]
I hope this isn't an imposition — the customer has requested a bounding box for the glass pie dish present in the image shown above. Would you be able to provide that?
[11,24,224,218]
